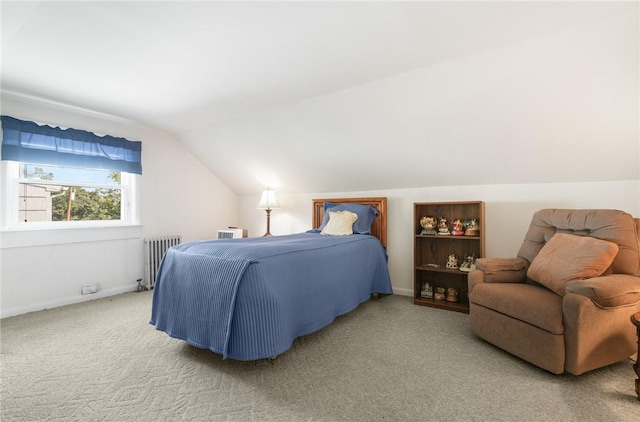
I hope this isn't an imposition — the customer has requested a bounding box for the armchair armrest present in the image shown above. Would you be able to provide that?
[565,274,640,309]
[475,257,529,283]
[468,257,528,294]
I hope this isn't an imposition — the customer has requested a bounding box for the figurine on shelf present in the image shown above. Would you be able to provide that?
[434,286,446,300]
[445,287,459,302]
[459,253,477,272]
[437,217,451,235]
[445,253,459,270]
[419,215,438,235]
[464,218,480,236]
[451,218,465,236]
[421,281,434,298]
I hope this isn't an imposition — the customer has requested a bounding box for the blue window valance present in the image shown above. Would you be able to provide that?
[1,115,142,174]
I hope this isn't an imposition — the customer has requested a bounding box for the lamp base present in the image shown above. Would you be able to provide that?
[262,208,273,237]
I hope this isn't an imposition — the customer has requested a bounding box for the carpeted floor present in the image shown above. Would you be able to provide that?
[1,291,639,421]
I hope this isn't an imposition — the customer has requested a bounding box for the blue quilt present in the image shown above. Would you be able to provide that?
[150,233,392,360]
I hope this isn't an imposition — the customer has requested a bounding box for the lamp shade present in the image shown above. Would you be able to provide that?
[257,188,280,210]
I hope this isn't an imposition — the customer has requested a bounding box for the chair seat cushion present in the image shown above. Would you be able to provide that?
[471,283,564,335]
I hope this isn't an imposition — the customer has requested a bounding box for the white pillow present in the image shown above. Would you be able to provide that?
[320,211,358,236]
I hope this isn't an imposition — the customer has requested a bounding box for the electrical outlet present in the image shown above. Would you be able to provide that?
[81,285,97,295]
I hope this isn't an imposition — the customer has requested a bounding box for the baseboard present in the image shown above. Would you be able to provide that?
[1,283,139,319]
[3,284,413,318]
[393,287,413,297]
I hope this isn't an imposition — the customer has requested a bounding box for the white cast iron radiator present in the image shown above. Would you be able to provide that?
[143,235,181,288]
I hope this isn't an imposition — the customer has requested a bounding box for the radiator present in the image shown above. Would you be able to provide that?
[143,235,181,288]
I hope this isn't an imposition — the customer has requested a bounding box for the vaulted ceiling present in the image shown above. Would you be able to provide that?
[2,1,638,195]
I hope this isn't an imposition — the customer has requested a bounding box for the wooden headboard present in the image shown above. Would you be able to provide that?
[312,197,388,248]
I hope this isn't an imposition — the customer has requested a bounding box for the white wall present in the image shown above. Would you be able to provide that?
[0,95,238,317]
[239,181,640,296]
[233,7,639,297]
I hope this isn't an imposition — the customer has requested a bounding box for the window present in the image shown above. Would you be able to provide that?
[1,115,141,231]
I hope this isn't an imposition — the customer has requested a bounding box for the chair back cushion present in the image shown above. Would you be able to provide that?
[518,209,640,276]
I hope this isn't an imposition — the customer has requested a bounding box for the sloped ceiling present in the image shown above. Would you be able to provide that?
[2,1,638,195]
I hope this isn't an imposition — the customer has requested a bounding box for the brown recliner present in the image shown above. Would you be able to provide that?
[469,209,640,375]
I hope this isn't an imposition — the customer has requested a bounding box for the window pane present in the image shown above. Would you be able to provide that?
[18,163,121,185]
[19,184,121,222]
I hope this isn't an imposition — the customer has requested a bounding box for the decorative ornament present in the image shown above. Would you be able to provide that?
[437,217,451,235]
[451,218,465,236]
[464,218,480,236]
[419,215,438,235]
[445,287,459,302]
[421,281,434,298]
[459,253,477,272]
[445,253,459,270]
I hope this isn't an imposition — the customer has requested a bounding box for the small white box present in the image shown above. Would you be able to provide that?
[217,228,247,239]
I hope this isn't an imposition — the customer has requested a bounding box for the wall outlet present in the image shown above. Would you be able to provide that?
[81,285,97,295]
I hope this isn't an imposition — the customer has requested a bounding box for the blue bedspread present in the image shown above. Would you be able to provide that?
[150,233,392,360]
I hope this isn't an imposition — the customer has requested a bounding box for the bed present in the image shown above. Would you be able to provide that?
[150,197,392,361]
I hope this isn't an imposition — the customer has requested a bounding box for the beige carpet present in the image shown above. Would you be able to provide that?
[1,291,639,421]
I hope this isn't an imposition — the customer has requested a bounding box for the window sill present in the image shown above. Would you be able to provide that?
[0,224,142,249]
